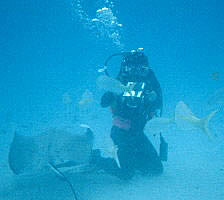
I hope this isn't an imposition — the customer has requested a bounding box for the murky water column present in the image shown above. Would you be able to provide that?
[71,0,124,49]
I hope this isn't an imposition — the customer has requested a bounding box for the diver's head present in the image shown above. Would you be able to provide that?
[119,49,150,81]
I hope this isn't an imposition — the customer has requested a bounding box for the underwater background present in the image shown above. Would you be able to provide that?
[0,0,224,199]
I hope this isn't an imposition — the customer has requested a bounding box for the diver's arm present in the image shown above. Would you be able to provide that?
[145,88,162,119]
[145,71,163,118]
[101,92,116,108]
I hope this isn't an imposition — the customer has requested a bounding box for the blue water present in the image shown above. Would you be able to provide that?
[0,0,224,199]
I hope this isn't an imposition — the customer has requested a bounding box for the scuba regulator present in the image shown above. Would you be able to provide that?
[98,47,149,78]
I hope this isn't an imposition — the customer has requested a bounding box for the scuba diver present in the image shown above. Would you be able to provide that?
[92,49,164,180]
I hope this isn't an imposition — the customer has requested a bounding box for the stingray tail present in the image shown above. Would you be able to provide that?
[48,162,79,200]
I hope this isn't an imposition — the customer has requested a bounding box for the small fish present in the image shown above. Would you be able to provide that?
[78,89,94,106]
[175,101,218,139]
[145,101,218,139]
[96,75,135,95]
[62,92,72,105]
[211,72,219,80]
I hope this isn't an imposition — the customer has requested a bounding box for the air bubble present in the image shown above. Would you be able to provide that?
[72,1,124,49]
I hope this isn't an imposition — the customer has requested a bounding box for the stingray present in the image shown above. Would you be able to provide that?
[6,125,122,200]
[8,124,94,175]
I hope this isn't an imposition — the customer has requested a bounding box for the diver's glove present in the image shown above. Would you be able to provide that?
[101,92,116,107]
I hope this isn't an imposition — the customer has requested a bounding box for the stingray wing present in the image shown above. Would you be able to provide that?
[8,133,37,175]
[8,128,94,175]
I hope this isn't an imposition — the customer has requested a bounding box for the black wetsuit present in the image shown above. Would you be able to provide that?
[98,69,164,180]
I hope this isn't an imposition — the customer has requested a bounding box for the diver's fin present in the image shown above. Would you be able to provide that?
[105,145,121,168]
[112,145,121,168]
